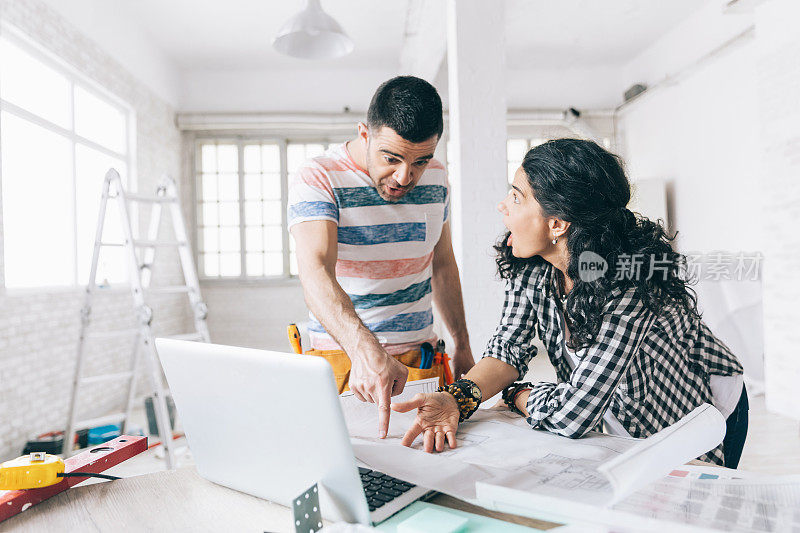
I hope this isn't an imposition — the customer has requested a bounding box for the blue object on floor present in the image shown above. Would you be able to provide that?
[376,501,543,532]
[87,424,121,445]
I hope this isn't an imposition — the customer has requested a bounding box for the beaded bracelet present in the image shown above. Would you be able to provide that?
[438,379,482,422]
[502,381,533,416]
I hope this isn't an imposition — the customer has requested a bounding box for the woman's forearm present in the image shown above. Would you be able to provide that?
[462,357,519,401]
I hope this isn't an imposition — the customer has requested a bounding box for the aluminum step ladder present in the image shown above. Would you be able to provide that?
[65,168,210,468]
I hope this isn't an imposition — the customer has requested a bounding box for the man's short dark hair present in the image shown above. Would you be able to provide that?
[367,76,443,143]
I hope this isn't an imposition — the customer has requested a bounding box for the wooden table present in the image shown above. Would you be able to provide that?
[0,467,560,532]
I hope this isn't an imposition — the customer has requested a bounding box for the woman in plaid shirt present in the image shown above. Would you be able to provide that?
[393,139,747,467]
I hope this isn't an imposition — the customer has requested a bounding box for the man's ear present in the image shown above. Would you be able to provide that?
[356,122,369,146]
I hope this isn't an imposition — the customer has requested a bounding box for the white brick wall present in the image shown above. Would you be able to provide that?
[0,0,191,459]
[615,21,766,385]
[201,283,310,351]
[755,0,800,420]
[616,37,761,253]
[617,0,800,416]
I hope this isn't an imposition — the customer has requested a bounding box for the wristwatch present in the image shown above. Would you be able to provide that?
[439,379,482,422]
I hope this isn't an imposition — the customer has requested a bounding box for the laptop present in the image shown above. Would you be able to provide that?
[155,338,431,525]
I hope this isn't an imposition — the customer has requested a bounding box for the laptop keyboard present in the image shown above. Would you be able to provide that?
[358,467,416,512]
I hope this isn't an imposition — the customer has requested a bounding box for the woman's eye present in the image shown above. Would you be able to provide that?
[385,157,398,164]
[513,194,520,204]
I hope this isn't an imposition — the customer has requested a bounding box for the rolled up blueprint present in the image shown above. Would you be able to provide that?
[597,402,726,504]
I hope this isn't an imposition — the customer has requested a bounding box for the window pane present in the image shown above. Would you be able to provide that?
[262,144,280,173]
[529,138,545,148]
[0,38,70,128]
[263,226,283,252]
[245,201,262,226]
[507,139,529,184]
[216,144,237,173]
[287,143,323,174]
[201,202,218,227]
[507,139,528,162]
[243,144,261,173]
[1,111,73,287]
[219,227,240,252]
[219,252,240,277]
[201,173,217,201]
[246,253,264,277]
[244,173,261,200]
[218,202,239,226]
[286,144,306,175]
[305,144,324,159]
[218,173,239,202]
[203,253,219,277]
[507,163,518,184]
[202,227,219,253]
[264,252,283,276]
[245,226,263,252]
[201,145,216,173]
[74,85,126,154]
[75,143,127,284]
[262,200,282,225]
[262,173,281,200]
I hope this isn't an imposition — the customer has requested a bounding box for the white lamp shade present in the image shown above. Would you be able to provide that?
[272,0,354,60]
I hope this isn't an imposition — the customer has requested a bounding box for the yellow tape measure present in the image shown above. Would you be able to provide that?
[0,452,65,490]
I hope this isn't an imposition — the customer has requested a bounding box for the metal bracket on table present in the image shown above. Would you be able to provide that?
[292,482,323,533]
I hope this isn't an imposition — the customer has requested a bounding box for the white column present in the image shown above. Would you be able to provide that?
[446,0,507,358]
[756,0,800,420]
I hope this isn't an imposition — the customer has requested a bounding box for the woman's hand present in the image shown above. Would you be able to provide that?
[391,392,460,453]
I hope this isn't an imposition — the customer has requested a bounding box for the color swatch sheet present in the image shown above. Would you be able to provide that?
[614,466,800,532]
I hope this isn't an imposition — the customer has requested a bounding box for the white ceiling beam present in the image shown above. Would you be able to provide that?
[398,0,447,82]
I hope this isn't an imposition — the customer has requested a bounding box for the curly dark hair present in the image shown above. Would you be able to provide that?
[495,138,699,350]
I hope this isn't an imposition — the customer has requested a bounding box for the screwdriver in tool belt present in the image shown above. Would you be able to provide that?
[287,323,302,354]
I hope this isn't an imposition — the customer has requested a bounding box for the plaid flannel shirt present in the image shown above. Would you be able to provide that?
[483,258,744,465]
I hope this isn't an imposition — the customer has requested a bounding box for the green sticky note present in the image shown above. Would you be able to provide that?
[397,507,469,533]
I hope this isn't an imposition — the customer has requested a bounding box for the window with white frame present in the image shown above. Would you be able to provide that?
[0,29,132,289]
[196,136,559,280]
[445,137,547,185]
[196,139,331,280]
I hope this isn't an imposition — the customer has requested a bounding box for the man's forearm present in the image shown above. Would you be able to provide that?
[431,258,470,348]
[299,262,381,359]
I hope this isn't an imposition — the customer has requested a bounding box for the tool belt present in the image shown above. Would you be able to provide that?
[304,347,449,394]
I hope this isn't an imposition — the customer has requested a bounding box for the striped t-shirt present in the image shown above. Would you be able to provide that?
[287,143,449,353]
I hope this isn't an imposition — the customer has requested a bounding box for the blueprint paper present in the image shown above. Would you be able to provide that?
[341,386,640,502]
[341,388,734,529]
[341,378,439,441]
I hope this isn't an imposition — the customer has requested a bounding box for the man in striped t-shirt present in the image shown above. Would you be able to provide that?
[289,76,473,438]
